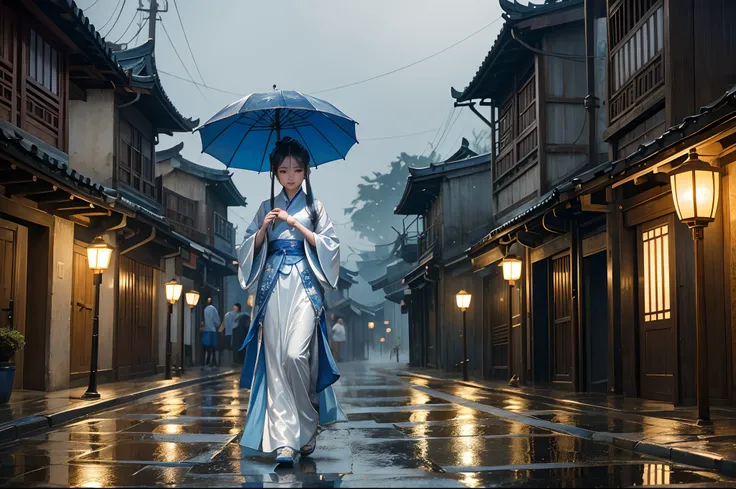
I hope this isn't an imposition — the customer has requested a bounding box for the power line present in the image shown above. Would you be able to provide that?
[157,16,504,98]
[84,0,102,10]
[435,110,463,156]
[171,0,208,91]
[99,0,125,35]
[127,15,146,45]
[421,107,455,159]
[362,128,438,141]
[114,10,139,43]
[310,16,503,95]
[160,20,209,102]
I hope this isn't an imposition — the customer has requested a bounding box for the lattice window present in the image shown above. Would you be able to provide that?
[28,29,58,95]
[517,73,536,134]
[119,119,155,199]
[609,1,664,121]
[642,224,671,322]
[497,98,513,153]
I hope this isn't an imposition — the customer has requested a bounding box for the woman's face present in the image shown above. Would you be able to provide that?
[276,156,306,193]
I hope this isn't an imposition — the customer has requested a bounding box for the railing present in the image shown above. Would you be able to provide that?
[418,222,439,257]
[213,211,235,246]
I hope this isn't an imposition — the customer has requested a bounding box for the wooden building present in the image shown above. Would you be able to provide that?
[0,0,241,392]
[155,142,244,368]
[395,140,493,376]
[448,0,736,409]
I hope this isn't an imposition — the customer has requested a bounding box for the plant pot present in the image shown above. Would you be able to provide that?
[0,363,15,403]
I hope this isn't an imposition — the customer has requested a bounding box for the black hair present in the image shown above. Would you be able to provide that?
[234,303,241,311]
[269,137,318,228]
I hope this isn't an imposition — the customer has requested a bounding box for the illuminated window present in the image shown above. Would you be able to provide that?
[642,224,671,322]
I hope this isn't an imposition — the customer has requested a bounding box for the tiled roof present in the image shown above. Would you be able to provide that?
[0,120,112,202]
[112,40,199,132]
[452,0,583,103]
[395,151,491,216]
[156,143,247,207]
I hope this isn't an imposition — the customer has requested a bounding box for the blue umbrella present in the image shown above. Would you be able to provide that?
[197,88,358,172]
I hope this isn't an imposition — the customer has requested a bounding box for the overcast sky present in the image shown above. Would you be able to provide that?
[82,0,503,264]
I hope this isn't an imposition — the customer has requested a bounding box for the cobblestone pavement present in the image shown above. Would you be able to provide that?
[0,361,731,487]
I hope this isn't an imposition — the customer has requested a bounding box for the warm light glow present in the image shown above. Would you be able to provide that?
[86,236,113,273]
[384,320,390,325]
[455,290,472,310]
[501,256,523,282]
[380,337,385,343]
[185,290,200,309]
[670,149,720,227]
[165,279,183,305]
[368,321,375,329]
[642,225,671,323]
[247,295,254,308]
[386,327,392,334]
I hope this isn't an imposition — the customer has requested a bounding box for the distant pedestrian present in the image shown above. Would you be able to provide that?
[202,297,220,368]
[221,303,243,366]
[331,318,346,362]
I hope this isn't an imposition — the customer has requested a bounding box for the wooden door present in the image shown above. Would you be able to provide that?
[117,256,155,379]
[583,251,609,393]
[551,253,574,385]
[637,218,676,401]
[0,219,27,389]
[426,283,438,368]
[70,243,94,378]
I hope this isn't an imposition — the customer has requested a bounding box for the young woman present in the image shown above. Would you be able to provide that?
[236,137,346,464]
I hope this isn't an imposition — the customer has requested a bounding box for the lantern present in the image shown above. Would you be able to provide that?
[86,236,113,273]
[501,256,523,283]
[455,290,472,311]
[164,279,183,305]
[368,321,375,329]
[670,149,720,228]
[185,290,200,309]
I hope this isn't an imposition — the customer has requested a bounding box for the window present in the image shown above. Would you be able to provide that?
[214,212,234,242]
[164,190,197,236]
[28,30,58,95]
[642,224,671,322]
[119,119,155,199]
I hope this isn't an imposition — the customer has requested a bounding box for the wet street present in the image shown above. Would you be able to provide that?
[0,362,731,488]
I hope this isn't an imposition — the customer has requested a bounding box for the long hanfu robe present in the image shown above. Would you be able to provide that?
[237,189,346,453]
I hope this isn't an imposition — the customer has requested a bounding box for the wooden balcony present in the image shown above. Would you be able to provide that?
[213,211,235,255]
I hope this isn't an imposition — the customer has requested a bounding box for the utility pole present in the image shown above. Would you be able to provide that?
[137,0,168,41]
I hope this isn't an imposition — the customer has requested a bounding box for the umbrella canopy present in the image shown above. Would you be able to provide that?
[197,89,358,172]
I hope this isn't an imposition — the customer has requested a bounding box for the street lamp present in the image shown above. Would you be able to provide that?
[182,290,200,375]
[386,327,391,334]
[501,256,523,285]
[456,290,472,381]
[670,148,721,424]
[380,337,385,356]
[367,321,375,359]
[164,279,183,380]
[501,255,523,383]
[82,237,113,400]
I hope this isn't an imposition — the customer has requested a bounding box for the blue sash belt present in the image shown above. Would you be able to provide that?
[267,239,305,257]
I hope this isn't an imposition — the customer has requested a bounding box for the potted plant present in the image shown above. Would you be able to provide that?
[0,328,24,403]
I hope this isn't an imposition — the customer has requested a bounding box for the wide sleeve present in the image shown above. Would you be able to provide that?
[237,202,269,290]
[305,200,340,290]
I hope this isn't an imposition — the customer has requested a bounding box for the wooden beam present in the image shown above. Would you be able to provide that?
[33,193,73,204]
[4,181,56,198]
[580,194,609,213]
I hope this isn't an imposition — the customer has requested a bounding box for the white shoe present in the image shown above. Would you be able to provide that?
[275,446,296,464]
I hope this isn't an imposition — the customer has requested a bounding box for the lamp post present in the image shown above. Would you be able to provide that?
[501,256,523,382]
[164,279,183,380]
[82,237,113,400]
[380,337,385,356]
[367,321,375,359]
[455,290,472,381]
[182,290,200,375]
[670,148,721,424]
